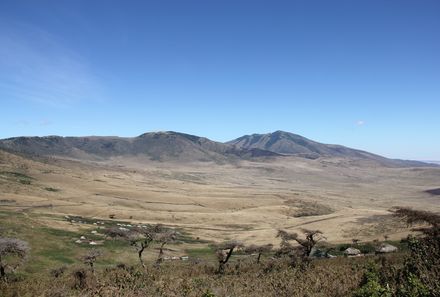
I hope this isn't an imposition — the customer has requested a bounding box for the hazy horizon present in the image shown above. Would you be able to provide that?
[1,0,439,160]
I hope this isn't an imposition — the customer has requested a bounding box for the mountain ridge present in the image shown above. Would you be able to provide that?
[227,130,432,167]
[0,130,434,167]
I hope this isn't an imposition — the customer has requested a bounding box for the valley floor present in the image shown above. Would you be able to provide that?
[1,149,439,245]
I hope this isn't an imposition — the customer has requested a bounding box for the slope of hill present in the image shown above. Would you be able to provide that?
[422,160,440,165]
[0,132,239,163]
[227,130,432,167]
[0,130,435,167]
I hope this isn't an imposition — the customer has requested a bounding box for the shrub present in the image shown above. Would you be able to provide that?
[353,263,392,297]
[358,243,376,254]
[0,237,29,281]
[201,289,216,297]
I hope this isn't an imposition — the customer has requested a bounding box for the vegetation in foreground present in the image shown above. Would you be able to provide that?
[0,207,438,296]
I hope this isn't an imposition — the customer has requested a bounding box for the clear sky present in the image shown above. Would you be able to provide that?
[1,0,439,160]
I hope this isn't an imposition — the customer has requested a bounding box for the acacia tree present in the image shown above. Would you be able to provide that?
[391,206,440,236]
[82,249,102,274]
[244,244,273,264]
[0,237,29,281]
[154,230,178,266]
[104,224,171,267]
[215,240,244,274]
[130,230,154,268]
[276,229,325,258]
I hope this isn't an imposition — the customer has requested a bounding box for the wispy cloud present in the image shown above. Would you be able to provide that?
[13,119,52,127]
[39,119,52,126]
[0,22,103,107]
[356,120,365,126]
[13,120,30,126]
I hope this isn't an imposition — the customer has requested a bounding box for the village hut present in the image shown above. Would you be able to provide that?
[344,247,361,256]
[376,243,398,254]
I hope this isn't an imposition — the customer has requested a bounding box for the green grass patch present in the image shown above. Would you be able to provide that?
[37,248,75,264]
[44,187,60,192]
[39,227,80,238]
[0,210,138,273]
[0,171,34,180]
[65,215,128,226]
[102,239,129,250]
[185,247,216,261]
[0,171,34,185]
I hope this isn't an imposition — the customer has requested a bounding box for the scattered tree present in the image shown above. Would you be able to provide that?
[130,230,153,268]
[82,249,102,274]
[0,237,29,281]
[154,230,179,266]
[244,244,273,263]
[277,229,325,258]
[215,240,244,274]
[103,224,179,267]
[391,206,440,236]
[103,226,145,264]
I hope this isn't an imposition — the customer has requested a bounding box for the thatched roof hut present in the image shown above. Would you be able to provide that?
[376,243,398,253]
[344,247,361,256]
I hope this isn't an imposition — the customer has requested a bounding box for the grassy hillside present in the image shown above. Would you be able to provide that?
[1,208,439,296]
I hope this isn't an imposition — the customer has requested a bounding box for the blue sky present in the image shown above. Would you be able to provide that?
[1,0,439,160]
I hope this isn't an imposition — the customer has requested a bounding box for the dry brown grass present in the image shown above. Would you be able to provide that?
[0,255,383,297]
[1,149,439,246]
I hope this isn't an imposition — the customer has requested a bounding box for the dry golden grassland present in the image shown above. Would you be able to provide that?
[1,149,439,245]
[1,149,439,296]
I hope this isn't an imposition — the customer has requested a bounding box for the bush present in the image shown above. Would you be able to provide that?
[201,289,216,297]
[353,263,392,297]
[358,243,376,254]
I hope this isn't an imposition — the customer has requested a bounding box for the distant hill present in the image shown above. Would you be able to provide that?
[422,160,440,165]
[0,130,434,167]
[0,131,279,163]
[227,130,433,167]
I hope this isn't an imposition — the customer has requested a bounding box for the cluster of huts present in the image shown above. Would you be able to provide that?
[343,243,398,257]
[74,235,102,246]
[66,215,399,262]
[69,222,191,261]
[162,256,189,261]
